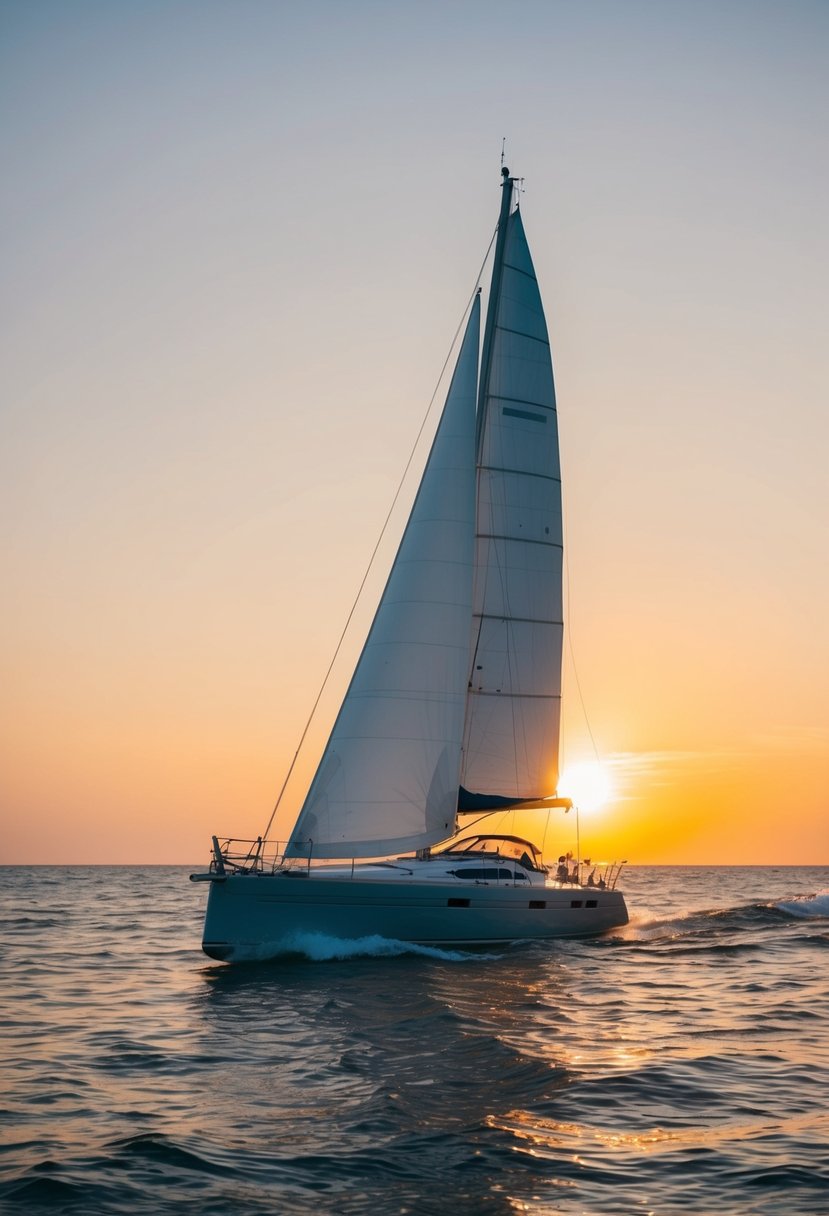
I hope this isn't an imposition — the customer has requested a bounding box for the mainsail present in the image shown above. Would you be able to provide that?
[287,174,563,858]
[287,297,481,858]
[461,185,564,801]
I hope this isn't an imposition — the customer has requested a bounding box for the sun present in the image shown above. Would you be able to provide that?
[558,760,613,813]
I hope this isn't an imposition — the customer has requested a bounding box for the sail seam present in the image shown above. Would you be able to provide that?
[502,261,540,284]
[473,613,563,626]
[479,464,561,483]
[476,533,563,549]
[468,691,562,700]
[494,324,550,347]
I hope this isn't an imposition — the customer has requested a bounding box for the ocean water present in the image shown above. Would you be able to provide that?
[1,866,827,1215]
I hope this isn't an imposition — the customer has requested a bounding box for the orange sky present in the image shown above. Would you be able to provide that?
[2,2,827,865]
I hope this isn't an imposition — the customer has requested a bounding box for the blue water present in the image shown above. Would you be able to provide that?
[1,866,828,1215]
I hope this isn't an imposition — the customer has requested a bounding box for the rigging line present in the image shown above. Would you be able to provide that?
[261,225,499,844]
[562,490,601,767]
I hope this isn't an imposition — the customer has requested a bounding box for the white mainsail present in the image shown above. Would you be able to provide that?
[461,205,564,800]
[288,296,481,858]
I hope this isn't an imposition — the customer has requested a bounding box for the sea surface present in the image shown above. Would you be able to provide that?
[1,865,827,1215]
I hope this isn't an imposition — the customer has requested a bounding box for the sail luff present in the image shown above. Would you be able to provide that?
[286,296,481,859]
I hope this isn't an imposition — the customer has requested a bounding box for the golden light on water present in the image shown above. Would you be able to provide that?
[558,760,613,813]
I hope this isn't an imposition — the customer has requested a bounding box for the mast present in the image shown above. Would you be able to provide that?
[476,167,515,455]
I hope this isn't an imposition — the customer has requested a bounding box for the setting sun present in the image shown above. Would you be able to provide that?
[558,761,613,813]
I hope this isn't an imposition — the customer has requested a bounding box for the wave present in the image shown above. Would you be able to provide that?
[597,894,829,957]
[2,914,65,925]
[228,932,501,963]
[615,904,762,941]
[775,889,829,919]
[108,1131,235,1176]
[0,1171,85,1209]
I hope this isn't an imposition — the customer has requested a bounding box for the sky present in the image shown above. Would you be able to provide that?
[1,0,827,865]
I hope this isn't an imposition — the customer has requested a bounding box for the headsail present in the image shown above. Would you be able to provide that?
[461,184,564,802]
[287,296,481,858]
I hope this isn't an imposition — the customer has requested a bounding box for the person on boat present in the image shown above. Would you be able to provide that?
[556,856,569,883]
[586,868,597,887]
[570,862,580,883]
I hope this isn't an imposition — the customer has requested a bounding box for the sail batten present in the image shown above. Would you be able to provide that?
[493,325,551,347]
[476,533,561,548]
[475,614,562,626]
[489,396,556,409]
[479,465,560,483]
[501,262,541,281]
[469,692,561,702]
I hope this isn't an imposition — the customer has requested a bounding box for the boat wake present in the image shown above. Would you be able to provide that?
[230,933,501,964]
[615,890,829,946]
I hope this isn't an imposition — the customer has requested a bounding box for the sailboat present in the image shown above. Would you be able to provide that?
[191,168,629,960]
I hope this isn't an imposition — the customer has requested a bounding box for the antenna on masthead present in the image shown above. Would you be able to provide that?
[500,136,506,169]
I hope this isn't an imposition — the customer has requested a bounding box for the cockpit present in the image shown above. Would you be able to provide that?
[434,834,546,873]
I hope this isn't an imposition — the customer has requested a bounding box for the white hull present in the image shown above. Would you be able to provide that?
[199,871,628,961]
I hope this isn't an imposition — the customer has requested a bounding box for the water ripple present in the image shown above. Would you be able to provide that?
[1,864,828,1215]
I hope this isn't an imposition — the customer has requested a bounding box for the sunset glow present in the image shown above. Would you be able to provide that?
[1,4,827,866]
[558,761,613,814]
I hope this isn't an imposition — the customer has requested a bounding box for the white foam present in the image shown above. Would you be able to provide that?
[775,889,829,919]
[230,933,500,963]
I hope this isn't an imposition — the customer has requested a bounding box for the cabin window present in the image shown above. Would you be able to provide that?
[529,900,547,909]
[450,867,516,881]
[447,898,470,908]
[570,899,583,908]
[586,899,598,908]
